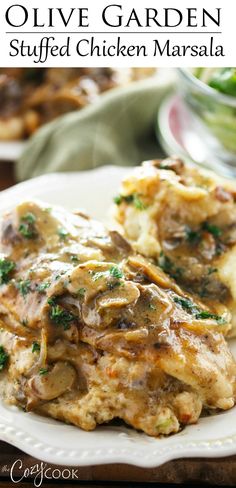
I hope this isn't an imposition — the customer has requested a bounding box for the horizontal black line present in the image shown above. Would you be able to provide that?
[6,31,222,34]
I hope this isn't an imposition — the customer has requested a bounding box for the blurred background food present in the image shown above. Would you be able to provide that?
[0,67,236,187]
[191,68,236,156]
[194,68,236,96]
[176,68,236,171]
[0,68,157,141]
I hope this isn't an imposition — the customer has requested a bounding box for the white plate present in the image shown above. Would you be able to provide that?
[0,166,236,467]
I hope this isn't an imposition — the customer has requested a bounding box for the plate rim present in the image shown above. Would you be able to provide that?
[0,407,236,468]
[1,406,236,467]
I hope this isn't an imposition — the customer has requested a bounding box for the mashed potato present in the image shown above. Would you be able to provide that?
[114,157,236,336]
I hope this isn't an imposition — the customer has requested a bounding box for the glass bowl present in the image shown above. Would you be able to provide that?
[177,68,236,175]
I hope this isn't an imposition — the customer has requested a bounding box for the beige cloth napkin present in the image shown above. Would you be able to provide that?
[16,72,174,181]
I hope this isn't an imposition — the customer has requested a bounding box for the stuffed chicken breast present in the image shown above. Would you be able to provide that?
[0,201,235,437]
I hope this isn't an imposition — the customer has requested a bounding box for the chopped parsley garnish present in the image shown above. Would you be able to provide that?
[158,252,173,274]
[32,342,40,353]
[0,346,8,371]
[185,227,201,244]
[215,242,225,256]
[114,193,147,210]
[173,267,184,280]
[39,368,48,375]
[49,302,75,330]
[71,255,79,263]
[23,213,36,224]
[58,228,68,240]
[185,222,222,247]
[202,222,222,238]
[19,223,35,238]
[158,252,183,280]
[19,213,37,239]
[173,296,196,311]
[92,266,124,284]
[195,311,226,324]
[114,194,134,205]
[173,294,226,324]
[207,267,218,275]
[109,266,123,280]
[149,303,156,311]
[199,280,210,298]
[16,279,31,297]
[77,287,86,297]
[0,258,15,285]
[37,282,50,293]
[113,195,122,205]
[133,195,146,210]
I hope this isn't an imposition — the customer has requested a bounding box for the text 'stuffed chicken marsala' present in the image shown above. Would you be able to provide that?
[114,157,236,336]
[0,201,235,437]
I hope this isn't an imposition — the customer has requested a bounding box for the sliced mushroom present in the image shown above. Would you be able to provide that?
[47,339,67,361]
[152,157,184,175]
[127,255,173,289]
[109,230,132,253]
[215,186,232,203]
[29,361,76,401]
[1,219,21,246]
[97,281,140,310]
[67,261,111,301]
